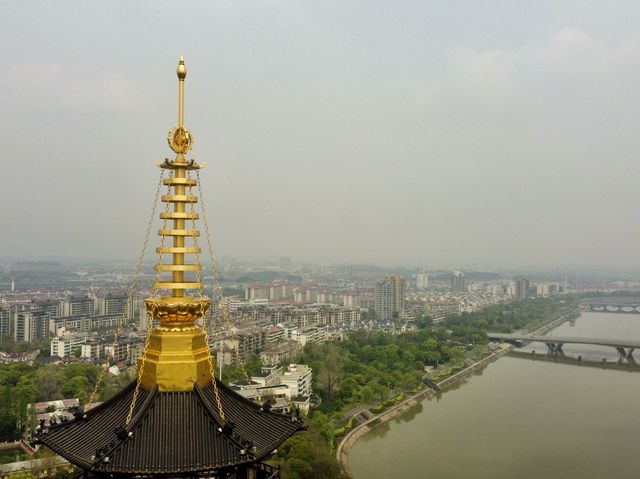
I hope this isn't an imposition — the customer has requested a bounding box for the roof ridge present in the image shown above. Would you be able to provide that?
[91,386,158,469]
[124,384,158,432]
[193,383,256,460]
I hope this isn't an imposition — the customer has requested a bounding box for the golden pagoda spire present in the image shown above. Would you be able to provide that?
[139,58,212,392]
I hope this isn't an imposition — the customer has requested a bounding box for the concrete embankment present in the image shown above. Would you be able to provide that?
[530,308,580,335]
[337,345,512,476]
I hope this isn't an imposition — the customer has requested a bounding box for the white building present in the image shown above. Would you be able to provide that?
[81,342,103,360]
[416,272,429,290]
[281,364,312,399]
[251,365,283,388]
[536,283,550,297]
[50,334,88,358]
[287,326,327,346]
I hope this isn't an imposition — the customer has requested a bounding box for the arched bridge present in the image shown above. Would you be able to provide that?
[583,302,640,314]
[487,332,639,360]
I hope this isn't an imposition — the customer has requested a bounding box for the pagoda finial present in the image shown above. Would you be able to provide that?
[177,56,186,80]
[168,56,193,156]
[141,59,211,392]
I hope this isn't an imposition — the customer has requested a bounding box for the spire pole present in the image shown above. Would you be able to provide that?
[140,58,212,392]
[178,56,186,128]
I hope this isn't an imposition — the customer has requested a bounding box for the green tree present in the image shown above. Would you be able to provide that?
[61,376,90,402]
[316,344,343,401]
[5,472,36,479]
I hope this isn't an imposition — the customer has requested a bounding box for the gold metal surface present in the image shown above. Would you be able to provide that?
[163,177,197,186]
[157,229,200,236]
[138,328,211,391]
[154,281,203,290]
[136,58,217,392]
[156,246,201,254]
[167,127,194,154]
[157,159,203,170]
[160,212,199,220]
[155,264,202,271]
[144,296,210,321]
[161,194,198,203]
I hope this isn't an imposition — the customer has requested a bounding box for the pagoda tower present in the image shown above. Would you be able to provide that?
[37,59,302,478]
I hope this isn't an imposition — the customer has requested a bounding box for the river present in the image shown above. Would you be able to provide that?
[348,312,640,478]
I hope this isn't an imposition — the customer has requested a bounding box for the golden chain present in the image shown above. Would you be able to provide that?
[124,170,174,427]
[195,169,262,404]
[87,170,165,407]
[187,171,226,422]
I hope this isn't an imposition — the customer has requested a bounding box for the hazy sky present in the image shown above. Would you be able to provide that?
[2,1,640,269]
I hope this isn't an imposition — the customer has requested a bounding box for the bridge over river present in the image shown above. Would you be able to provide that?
[581,298,640,313]
[487,332,639,359]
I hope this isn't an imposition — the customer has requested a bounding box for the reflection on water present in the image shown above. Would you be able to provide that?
[366,421,391,440]
[349,312,640,479]
[396,403,423,423]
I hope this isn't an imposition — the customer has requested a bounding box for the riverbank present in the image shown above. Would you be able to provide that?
[346,311,640,479]
[337,307,581,476]
[529,309,579,335]
[336,344,513,476]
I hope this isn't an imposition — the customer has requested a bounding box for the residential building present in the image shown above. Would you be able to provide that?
[0,308,10,340]
[59,296,94,317]
[536,283,550,297]
[81,342,103,361]
[95,293,131,318]
[236,328,267,358]
[103,342,129,363]
[259,341,302,366]
[416,272,429,290]
[514,277,530,300]
[49,314,120,335]
[426,300,460,322]
[15,309,50,342]
[38,300,61,318]
[286,325,327,346]
[51,334,89,358]
[245,281,293,303]
[251,365,283,388]
[374,275,406,321]
[451,271,465,293]
[281,364,312,399]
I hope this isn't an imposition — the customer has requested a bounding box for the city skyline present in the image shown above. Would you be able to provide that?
[3,1,640,269]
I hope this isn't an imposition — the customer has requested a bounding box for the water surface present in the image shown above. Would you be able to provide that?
[348,312,640,479]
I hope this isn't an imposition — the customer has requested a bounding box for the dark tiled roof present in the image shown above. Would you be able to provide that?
[38,380,302,475]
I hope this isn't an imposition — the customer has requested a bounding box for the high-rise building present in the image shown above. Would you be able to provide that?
[388,274,405,314]
[416,272,429,290]
[374,279,393,322]
[95,293,131,317]
[14,309,50,342]
[375,275,406,321]
[514,277,530,300]
[451,271,465,293]
[59,296,94,317]
[0,308,10,340]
